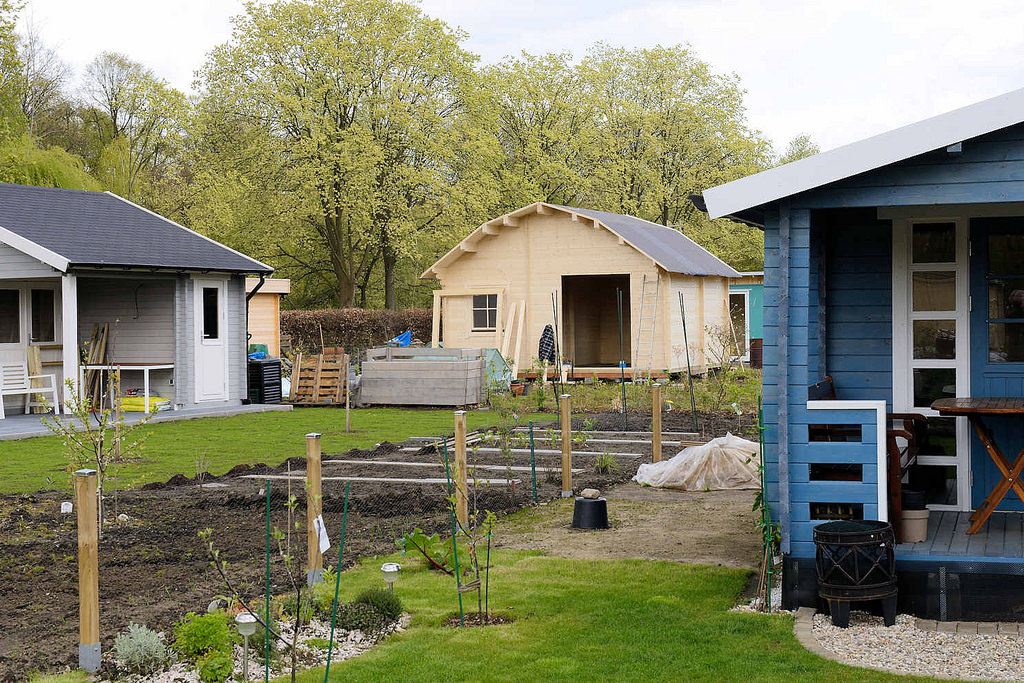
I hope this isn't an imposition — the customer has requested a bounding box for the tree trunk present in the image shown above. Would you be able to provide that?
[381,225,397,310]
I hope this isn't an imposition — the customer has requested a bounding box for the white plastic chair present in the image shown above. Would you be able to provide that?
[0,362,58,419]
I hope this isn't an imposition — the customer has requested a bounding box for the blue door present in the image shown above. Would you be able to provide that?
[969,218,1024,510]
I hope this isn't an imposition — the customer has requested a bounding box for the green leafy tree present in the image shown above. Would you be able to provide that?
[194,0,492,308]
[777,133,820,165]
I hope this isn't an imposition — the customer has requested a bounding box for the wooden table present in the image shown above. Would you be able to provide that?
[932,398,1024,534]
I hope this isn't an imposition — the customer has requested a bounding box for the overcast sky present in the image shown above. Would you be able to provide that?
[20,0,1024,154]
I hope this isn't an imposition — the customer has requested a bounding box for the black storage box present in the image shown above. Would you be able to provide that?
[248,357,282,404]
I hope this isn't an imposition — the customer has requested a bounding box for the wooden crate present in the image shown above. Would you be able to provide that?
[289,349,348,405]
[360,347,485,406]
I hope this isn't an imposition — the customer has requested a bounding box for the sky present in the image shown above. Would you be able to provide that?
[19,0,1024,154]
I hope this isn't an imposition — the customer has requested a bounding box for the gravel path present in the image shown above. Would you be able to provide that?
[812,612,1024,681]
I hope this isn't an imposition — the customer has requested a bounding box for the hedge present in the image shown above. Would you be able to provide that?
[280,308,432,354]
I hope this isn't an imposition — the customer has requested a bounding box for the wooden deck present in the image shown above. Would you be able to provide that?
[896,510,1024,560]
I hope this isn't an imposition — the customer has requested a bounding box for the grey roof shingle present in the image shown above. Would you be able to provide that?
[548,204,739,277]
[0,183,271,273]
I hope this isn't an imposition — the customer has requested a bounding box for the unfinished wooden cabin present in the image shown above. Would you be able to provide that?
[421,203,739,378]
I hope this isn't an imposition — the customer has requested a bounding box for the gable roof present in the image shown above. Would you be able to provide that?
[421,202,739,279]
[0,183,272,274]
[702,86,1024,220]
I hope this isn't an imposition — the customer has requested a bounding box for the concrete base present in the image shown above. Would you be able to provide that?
[79,642,101,673]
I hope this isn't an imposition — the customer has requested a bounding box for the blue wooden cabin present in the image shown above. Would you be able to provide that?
[701,88,1024,620]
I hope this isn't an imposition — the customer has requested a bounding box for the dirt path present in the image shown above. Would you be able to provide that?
[495,483,761,569]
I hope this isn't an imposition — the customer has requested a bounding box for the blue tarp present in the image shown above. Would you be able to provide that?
[387,330,412,347]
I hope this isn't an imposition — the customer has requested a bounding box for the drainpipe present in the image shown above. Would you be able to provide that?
[243,274,267,405]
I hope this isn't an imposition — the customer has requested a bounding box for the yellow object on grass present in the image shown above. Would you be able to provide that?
[119,396,171,412]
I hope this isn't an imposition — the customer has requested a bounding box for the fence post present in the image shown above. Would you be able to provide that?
[529,421,538,504]
[306,432,323,586]
[560,394,572,497]
[652,383,662,463]
[454,411,468,526]
[75,468,100,673]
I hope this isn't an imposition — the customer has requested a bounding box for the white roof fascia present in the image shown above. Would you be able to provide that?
[103,191,275,273]
[703,87,1024,219]
[0,224,69,272]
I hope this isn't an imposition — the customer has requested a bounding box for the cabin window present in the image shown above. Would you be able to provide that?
[202,287,219,339]
[472,294,497,331]
[913,320,955,360]
[0,289,18,343]
[986,234,1024,362]
[912,222,956,263]
[30,289,55,343]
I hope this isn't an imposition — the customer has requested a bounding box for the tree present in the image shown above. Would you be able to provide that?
[778,134,820,165]
[581,43,771,227]
[17,20,71,140]
[80,52,187,202]
[196,0,488,308]
[482,52,601,211]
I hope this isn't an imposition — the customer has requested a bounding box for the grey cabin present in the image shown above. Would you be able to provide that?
[0,183,272,419]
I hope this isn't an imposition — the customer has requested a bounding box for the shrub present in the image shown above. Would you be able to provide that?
[114,622,167,674]
[280,308,432,355]
[172,611,236,662]
[594,452,619,474]
[196,650,233,683]
[333,602,385,634]
[354,588,403,622]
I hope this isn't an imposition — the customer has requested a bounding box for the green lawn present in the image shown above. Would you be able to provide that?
[281,550,936,683]
[0,408,555,494]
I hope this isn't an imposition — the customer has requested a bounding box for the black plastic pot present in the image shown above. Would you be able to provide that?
[902,488,927,510]
[572,497,609,530]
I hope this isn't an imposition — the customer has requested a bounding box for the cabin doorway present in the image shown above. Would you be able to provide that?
[561,274,630,368]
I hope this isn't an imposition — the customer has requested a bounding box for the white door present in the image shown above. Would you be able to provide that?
[892,218,971,511]
[194,279,228,402]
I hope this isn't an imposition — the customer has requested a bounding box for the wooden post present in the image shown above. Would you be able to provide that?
[305,433,323,586]
[344,354,351,433]
[454,411,468,526]
[652,383,662,463]
[560,394,572,496]
[75,469,100,672]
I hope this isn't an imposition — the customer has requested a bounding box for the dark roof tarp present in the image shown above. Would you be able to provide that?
[0,183,271,273]
[548,205,739,277]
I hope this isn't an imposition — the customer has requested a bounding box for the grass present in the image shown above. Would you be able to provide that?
[0,407,555,494]
[279,549,937,683]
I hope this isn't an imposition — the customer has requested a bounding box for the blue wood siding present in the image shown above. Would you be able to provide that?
[823,212,893,406]
[765,208,891,559]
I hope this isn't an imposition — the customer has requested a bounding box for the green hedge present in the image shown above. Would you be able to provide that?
[280,308,432,354]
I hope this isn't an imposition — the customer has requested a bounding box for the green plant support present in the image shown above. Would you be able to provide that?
[264,478,270,683]
[324,481,351,682]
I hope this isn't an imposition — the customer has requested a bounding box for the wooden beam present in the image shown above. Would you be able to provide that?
[305,433,323,586]
[536,204,551,215]
[503,216,520,227]
[454,411,468,525]
[652,384,662,463]
[76,469,100,672]
[459,243,477,253]
[560,394,572,496]
[499,301,517,358]
[482,224,501,235]
[511,300,527,377]
[431,292,441,347]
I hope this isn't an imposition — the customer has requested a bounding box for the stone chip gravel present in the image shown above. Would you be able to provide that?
[813,612,1024,681]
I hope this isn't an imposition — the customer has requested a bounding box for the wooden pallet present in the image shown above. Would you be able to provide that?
[289,349,348,405]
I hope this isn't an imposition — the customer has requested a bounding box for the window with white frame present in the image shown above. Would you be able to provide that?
[472,294,498,331]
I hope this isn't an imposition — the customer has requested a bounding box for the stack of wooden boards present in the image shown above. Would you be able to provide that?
[289,347,349,405]
[83,323,111,408]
